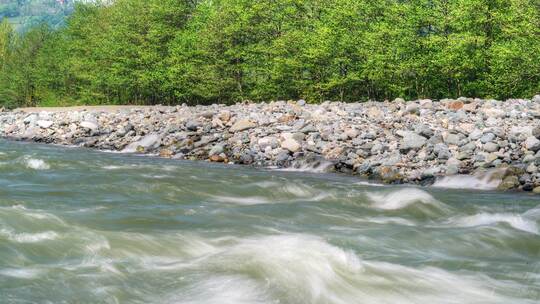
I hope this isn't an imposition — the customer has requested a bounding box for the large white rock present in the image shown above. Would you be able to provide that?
[37,120,53,129]
[281,138,301,153]
[122,134,161,153]
[80,121,98,131]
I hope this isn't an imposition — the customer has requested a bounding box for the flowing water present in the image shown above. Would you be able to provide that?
[0,139,539,304]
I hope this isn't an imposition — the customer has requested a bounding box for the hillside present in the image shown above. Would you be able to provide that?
[0,0,73,31]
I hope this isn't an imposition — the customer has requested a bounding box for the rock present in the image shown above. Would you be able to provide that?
[80,121,98,131]
[281,138,301,153]
[483,142,499,153]
[376,166,403,184]
[415,124,434,138]
[532,95,540,103]
[479,133,495,144]
[525,136,540,152]
[200,111,215,119]
[461,142,476,152]
[230,119,257,132]
[37,120,53,129]
[367,107,384,119]
[405,103,420,114]
[533,187,540,194]
[218,111,231,122]
[447,101,464,111]
[444,133,460,146]
[209,145,224,156]
[209,154,225,162]
[343,128,358,139]
[399,132,427,151]
[297,99,306,106]
[123,134,160,153]
[482,108,505,118]
[186,121,200,131]
[434,143,451,160]
[533,126,540,139]
[497,176,519,191]
[462,103,477,112]
[258,137,279,150]
[159,149,173,158]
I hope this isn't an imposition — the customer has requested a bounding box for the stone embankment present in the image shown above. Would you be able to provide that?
[2,97,540,192]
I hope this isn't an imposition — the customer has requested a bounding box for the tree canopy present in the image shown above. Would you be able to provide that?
[0,0,539,107]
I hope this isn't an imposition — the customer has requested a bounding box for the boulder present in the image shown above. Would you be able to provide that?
[400,132,427,151]
[281,138,301,153]
[525,136,540,152]
[37,120,53,129]
[483,142,499,153]
[80,121,98,131]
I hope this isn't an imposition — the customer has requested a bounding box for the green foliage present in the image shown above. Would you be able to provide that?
[0,0,539,107]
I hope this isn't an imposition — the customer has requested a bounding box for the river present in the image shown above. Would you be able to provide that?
[0,139,539,303]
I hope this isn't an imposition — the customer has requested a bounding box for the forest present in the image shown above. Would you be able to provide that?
[0,0,539,107]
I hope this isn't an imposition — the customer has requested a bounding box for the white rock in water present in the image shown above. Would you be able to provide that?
[281,138,301,153]
[80,121,98,131]
[37,120,53,129]
[123,134,161,153]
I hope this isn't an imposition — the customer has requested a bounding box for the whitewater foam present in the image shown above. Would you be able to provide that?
[367,188,442,211]
[0,228,59,243]
[24,158,50,170]
[432,171,502,190]
[449,213,539,235]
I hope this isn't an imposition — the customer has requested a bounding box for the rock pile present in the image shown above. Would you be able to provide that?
[2,96,540,192]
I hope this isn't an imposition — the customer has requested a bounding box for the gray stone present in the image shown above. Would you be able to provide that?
[483,142,499,153]
[209,145,224,156]
[525,136,540,152]
[533,126,540,139]
[258,137,279,150]
[444,133,461,145]
[434,143,451,159]
[186,121,200,131]
[480,133,495,144]
[400,132,427,151]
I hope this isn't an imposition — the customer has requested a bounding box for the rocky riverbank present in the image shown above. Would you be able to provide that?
[2,97,540,192]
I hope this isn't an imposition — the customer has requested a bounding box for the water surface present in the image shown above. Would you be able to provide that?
[0,139,539,303]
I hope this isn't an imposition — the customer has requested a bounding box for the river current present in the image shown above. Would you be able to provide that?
[0,139,539,303]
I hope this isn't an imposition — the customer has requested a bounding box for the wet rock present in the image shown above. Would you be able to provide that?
[497,176,519,191]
